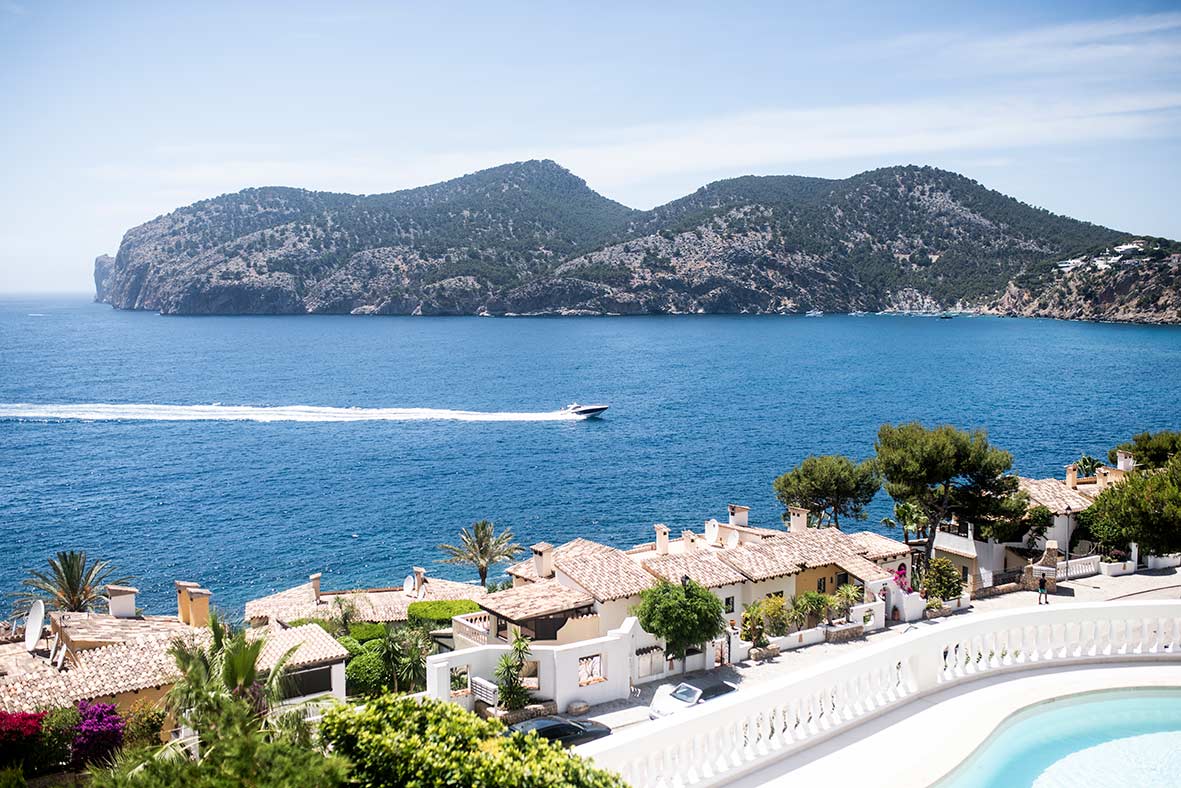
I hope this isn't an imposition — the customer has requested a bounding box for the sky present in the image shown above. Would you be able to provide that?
[1,1,1180,293]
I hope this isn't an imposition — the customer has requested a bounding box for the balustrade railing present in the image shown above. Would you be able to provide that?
[1056,555,1101,581]
[579,601,1181,787]
[452,612,491,645]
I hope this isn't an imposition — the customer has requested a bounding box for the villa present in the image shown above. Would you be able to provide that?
[245,566,486,627]
[932,451,1137,592]
[452,504,912,651]
[0,582,347,715]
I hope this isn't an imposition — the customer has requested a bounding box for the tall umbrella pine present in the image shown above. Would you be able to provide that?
[437,520,523,585]
[875,423,1027,565]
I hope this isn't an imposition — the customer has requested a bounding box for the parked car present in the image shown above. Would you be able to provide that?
[506,716,612,747]
[649,679,738,719]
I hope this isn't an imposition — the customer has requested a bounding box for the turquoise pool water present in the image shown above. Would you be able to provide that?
[935,689,1181,787]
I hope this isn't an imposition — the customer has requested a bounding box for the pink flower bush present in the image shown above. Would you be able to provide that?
[71,701,124,768]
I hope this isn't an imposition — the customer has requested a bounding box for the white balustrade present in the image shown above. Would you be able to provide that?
[578,601,1181,787]
[1056,555,1101,581]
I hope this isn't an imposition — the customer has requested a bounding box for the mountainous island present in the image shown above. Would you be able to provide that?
[94,161,1181,323]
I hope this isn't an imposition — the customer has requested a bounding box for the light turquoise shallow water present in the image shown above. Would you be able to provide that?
[935,689,1181,787]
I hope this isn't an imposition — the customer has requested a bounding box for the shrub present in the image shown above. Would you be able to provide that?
[922,558,964,602]
[345,651,387,697]
[362,638,384,654]
[407,600,482,629]
[0,711,43,772]
[336,635,363,657]
[760,595,790,637]
[740,600,767,646]
[320,695,625,788]
[122,701,166,749]
[348,622,386,643]
[34,706,80,774]
[0,766,25,788]
[72,701,123,768]
[925,597,945,611]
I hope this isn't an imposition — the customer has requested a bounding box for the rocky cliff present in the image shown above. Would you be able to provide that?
[93,160,1181,323]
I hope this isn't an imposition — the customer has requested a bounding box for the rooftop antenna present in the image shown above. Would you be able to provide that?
[24,600,45,653]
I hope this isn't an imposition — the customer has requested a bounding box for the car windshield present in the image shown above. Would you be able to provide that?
[670,684,703,703]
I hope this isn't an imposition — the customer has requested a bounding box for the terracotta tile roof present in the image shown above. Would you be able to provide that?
[641,551,748,588]
[834,555,891,582]
[256,623,348,671]
[1018,477,1096,515]
[507,538,657,602]
[0,621,346,713]
[846,531,911,562]
[478,581,594,622]
[719,528,908,582]
[245,577,485,625]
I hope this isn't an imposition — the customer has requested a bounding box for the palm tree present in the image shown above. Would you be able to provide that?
[880,501,929,543]
[437,520,523,585]
[18,550,130,612]
[168,611,296,722]
[834,584,865,622]
[793,591,830,628]
[373,624,433,693]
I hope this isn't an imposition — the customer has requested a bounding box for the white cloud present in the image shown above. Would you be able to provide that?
[83,91,1181,209]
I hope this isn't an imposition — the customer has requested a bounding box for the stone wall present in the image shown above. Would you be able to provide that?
[825,623,864,643]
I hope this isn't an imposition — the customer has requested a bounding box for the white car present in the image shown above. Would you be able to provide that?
[649,679,738,720]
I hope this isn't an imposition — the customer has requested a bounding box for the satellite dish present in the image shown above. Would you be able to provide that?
[24,600,45,653]
[724,532,740,550]
[402,575,415,596]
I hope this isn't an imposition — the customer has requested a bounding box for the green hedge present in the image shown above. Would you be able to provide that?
[335,636,363,657]
[407,600,482,628]
[287,617,337,635]
[348,622,387,643]
[344,652,386,697]
[320,696,624,787]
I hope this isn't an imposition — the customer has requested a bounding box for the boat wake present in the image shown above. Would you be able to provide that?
[0,402,586,423]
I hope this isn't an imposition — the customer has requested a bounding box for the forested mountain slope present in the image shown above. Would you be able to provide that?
[94,160,1180,322]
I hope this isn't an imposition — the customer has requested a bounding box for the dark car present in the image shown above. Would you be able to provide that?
[506,716,612,747]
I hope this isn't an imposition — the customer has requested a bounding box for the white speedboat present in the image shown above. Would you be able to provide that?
[564,402,609,419]
[805,309,823,317]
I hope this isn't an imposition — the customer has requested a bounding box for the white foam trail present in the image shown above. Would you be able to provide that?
[0,402,584,423]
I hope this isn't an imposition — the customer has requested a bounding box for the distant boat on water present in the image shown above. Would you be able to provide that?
[805,309,823,317]
[849,310,868,316]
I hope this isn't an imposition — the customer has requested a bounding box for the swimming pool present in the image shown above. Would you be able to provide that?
[934,688,1181,787]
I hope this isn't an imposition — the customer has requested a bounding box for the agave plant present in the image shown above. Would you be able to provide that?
[437,519,523,585]
[834,584,865,622]
[18,550,130,612]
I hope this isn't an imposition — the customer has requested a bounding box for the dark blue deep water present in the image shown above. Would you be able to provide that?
[2,297,1180,616]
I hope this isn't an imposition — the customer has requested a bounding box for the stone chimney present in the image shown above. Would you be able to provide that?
[1116,450,1135,472]
[532,543,555,579]
[107,585,138,619]
[413,566,427,594]
[310,573,322,604]
[681,530,698,551]
[654,524,670,556]
[174,581,200,624]
[728,504,750,527]
[1096,468,1110,491]
[186,588,213,628]
[788,506,809,533]
[1065,463,1078,489]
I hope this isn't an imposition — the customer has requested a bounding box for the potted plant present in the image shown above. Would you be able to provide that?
[1099,547,1135,576]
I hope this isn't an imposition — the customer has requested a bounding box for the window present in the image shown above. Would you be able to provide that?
[578,654,604,686]
[522,659,540,690]
[724,596,735,614]
[961,565,969,582]
[283,666,333,699]
[765,590,784,599]
[817,577,827,593]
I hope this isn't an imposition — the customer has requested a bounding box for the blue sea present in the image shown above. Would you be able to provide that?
[2,297,1180,617]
